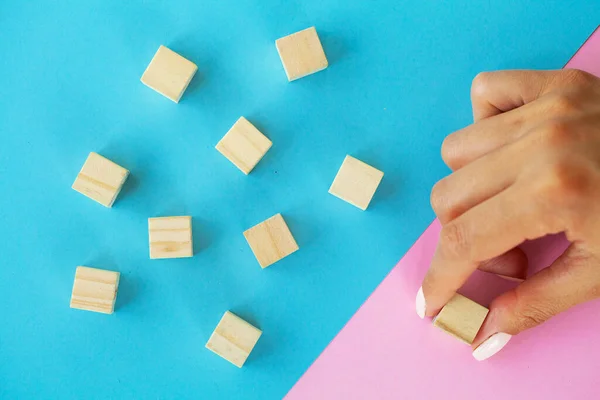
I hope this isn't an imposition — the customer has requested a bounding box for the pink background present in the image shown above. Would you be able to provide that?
[286,26,600,400]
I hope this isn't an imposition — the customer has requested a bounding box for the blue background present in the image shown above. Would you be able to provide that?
[0,1,598,398]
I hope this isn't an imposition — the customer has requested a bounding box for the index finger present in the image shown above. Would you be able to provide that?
[419,183,559,317]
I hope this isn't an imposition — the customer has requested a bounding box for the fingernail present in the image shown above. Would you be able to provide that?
[472,333,512,361]
[495,274,525,283]
[415,286,426,319]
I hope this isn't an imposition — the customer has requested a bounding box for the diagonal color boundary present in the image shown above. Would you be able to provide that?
[286,25,600,400]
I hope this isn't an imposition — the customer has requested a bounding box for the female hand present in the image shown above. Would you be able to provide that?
[418,69,600,360]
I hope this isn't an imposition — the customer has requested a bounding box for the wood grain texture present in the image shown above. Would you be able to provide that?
[215,117,272,174]
[275,27,328,81]
[148,216,193,259]
[205,311,262,368]
[72,152,129,207]
[70,266,120,314]
[243,213,299,268]
[433,293,489,345]
[140,45,198,103]
[328,155,384,210]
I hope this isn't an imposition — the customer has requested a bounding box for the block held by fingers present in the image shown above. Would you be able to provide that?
[433,293,489,345]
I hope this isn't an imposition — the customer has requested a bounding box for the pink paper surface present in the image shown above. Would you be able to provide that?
[286,27,600,400]
[567,26,600,75]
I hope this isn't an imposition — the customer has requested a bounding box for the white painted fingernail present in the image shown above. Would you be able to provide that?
[415,286,426,319]
[472,333,512,361]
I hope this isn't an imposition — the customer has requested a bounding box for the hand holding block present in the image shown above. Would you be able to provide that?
[433,293,489,345]
[140,45,198,103]
[276,27,328,81]
[70,266,120,314]
[206,311,262,368]
[148,216,193,259]
[216,117,272,174]
[243,213,299,268]
[72,152,129,207]
[329,155,384,210]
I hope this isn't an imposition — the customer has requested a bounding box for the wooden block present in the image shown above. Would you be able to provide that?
[275,27,328,81]
[72,152,129,207]
[243,213,299,268]
[433,293,489,345]
[215,117,272,174]
[70,266,120,314]
[328,155,384,210]
[140,45,198,103]
[148,216,193,259]
[205,311,262,368]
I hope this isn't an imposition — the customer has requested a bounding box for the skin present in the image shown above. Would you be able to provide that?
[421,69,600,350]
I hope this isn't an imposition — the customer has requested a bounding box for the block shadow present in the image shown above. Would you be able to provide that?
[226,308,272,366]
[192,216,220,255]
[167,37,213,103]
[114,272,138,312]
[319,31,347,67]
[281,212,315,252]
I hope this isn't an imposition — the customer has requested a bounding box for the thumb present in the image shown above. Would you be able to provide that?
[471,244,600,361]
[470,70,552,121]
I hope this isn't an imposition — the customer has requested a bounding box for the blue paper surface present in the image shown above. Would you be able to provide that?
[0,1,598,399]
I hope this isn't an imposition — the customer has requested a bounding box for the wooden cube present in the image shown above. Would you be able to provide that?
[243,213,299,268]
[329,155,384,210]
[205,311,262,368]
[216,117,272,174]
[70,266,120,314]
[140,45,198,103]
[275,27,328,81]
[433,293,489,345]
[148,216,193,259]
[72,152,129,207]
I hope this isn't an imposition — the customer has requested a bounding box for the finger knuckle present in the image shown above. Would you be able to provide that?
[549,92,581,114]
[529,158,589,233]
[511,288,557,330]
[543,159,591,203]
[441,134,461,169]
[541,119,573,148]
[430,180,446,213]
[438,222,470,259]
[471,72,493,97]
[562,69,594,89]
[430,179,453,222]
[514,304,554,331]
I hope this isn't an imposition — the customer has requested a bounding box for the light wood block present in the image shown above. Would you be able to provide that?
[140,45,198,103]
[205,311,262,368]
[70,266,120,314]
[275,27,328,81]
[328,155,384,210]
[433,293,489,345]
[243,213,299,268]
[72,152,129,207]
[148,216,193,259]
[216,117,272,174]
